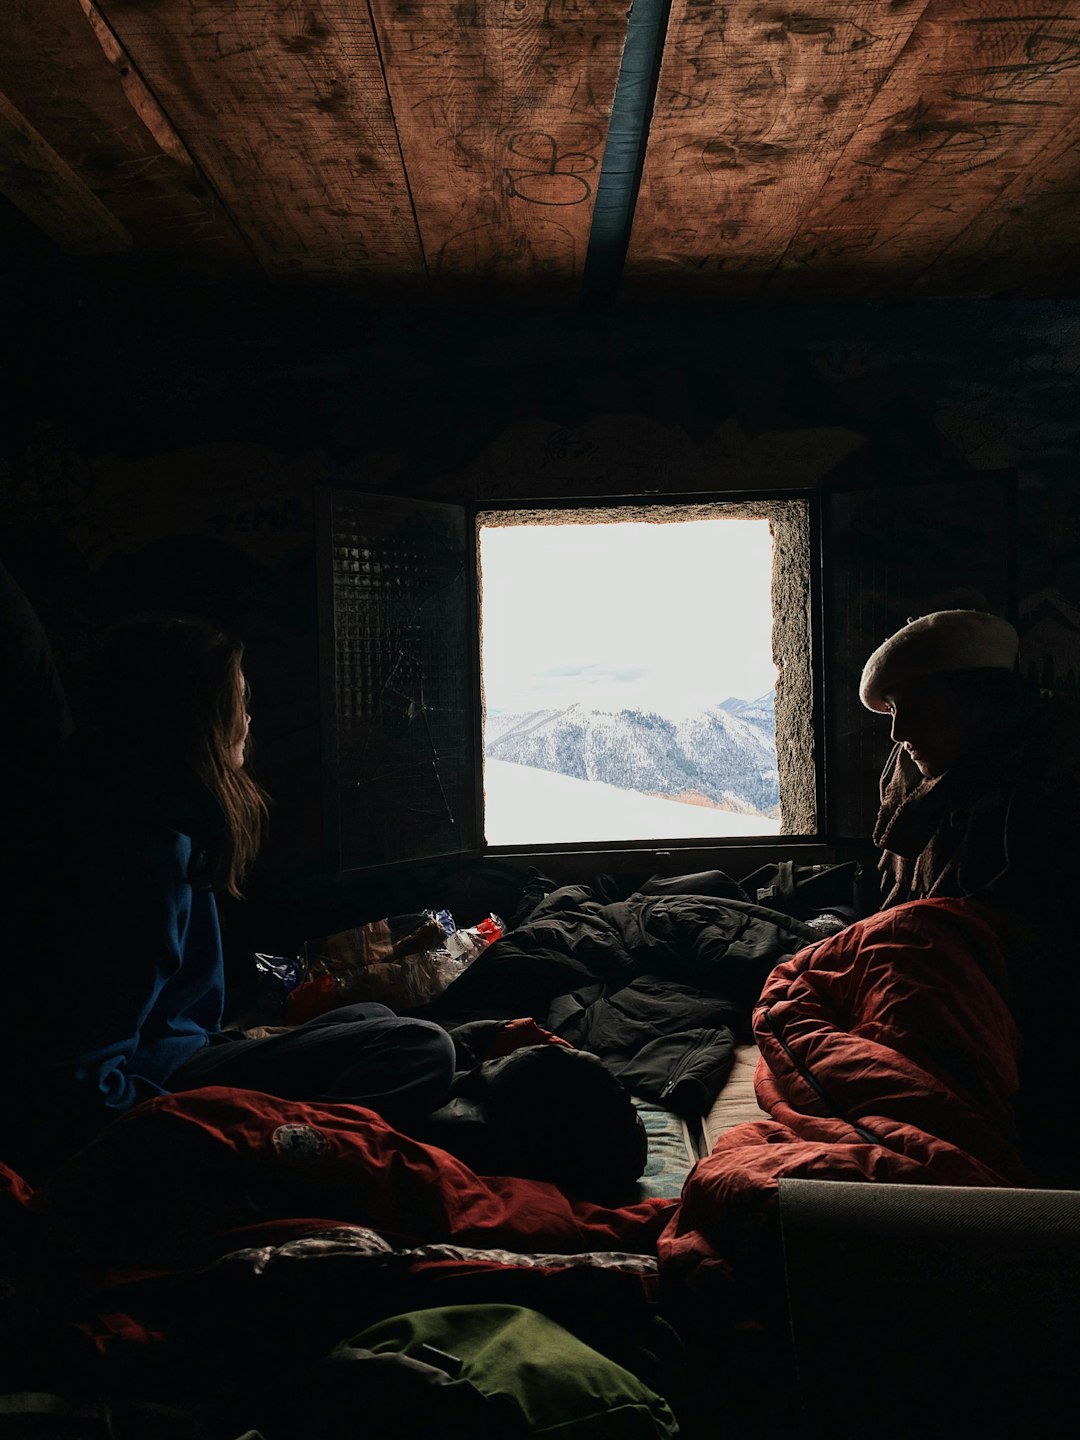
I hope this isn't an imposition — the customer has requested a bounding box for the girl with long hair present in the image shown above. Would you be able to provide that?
[3,615,454,1179]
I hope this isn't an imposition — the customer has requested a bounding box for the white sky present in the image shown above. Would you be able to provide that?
[479,516,777,716]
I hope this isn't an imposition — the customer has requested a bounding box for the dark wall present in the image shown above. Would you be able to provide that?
[4,249,1080,936]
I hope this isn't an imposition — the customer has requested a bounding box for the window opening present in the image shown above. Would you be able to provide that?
[478,502,815,847]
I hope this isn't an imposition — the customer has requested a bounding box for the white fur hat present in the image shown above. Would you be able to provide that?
[859,609,1019,713]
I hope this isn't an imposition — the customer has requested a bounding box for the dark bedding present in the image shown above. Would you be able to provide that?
[428,875,822,1115]
[1,1086,676,1417]
[26,1086,673,1274]
[0,880,1038,1435]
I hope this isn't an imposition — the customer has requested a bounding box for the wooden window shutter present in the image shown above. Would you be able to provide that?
[318,488,479,873]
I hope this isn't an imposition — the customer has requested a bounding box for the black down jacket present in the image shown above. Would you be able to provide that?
[429,876,820,1116]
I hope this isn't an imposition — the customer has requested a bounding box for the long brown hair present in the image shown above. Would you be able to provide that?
[79,614,269,897]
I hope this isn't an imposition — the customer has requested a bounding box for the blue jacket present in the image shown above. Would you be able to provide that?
[3,759,228,1173]
[73,806,225,1113]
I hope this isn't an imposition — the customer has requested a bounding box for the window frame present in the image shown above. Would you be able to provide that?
[468,487,827,860]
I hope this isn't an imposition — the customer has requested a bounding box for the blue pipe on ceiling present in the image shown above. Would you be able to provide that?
[581,0,674,308]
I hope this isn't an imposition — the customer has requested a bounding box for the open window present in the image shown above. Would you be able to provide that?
[318,489,819,875]
[479,502,817,847]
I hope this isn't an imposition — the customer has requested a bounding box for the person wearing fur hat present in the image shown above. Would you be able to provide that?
[861,608,1080,1184]
[861,609,1031,908]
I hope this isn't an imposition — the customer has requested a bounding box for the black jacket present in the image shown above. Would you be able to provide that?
[430,876,820,1116]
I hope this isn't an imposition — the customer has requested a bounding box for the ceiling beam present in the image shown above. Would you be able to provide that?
[0,86,131,252]
[0,0,252,265]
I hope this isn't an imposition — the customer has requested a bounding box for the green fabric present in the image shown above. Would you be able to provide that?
[356,1304,679,1437]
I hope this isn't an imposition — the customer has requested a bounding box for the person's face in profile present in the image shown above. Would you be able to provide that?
[884,674,978,779]
[230,669,251,769]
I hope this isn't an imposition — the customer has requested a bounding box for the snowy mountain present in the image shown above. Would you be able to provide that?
[720,692,776,731]
[484,693,779,817]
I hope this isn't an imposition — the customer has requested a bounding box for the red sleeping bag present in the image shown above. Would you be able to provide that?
[21,1085,672,1283]
[659,898,1031,1292]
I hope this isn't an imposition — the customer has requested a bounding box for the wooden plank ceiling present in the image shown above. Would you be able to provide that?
[628,0,1080,301]
[2,0,1079,304]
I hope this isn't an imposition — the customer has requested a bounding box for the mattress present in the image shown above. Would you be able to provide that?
[631,1097,699,1200]
[632,1043,767,1198]
[700,1043,767,1154]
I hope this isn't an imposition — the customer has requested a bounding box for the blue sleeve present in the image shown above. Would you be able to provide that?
[39,825,225,1127]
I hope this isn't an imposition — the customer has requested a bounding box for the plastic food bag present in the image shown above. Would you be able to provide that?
[251,953,305,1018]
[287,910,504,1020]
[443,914,503,964]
